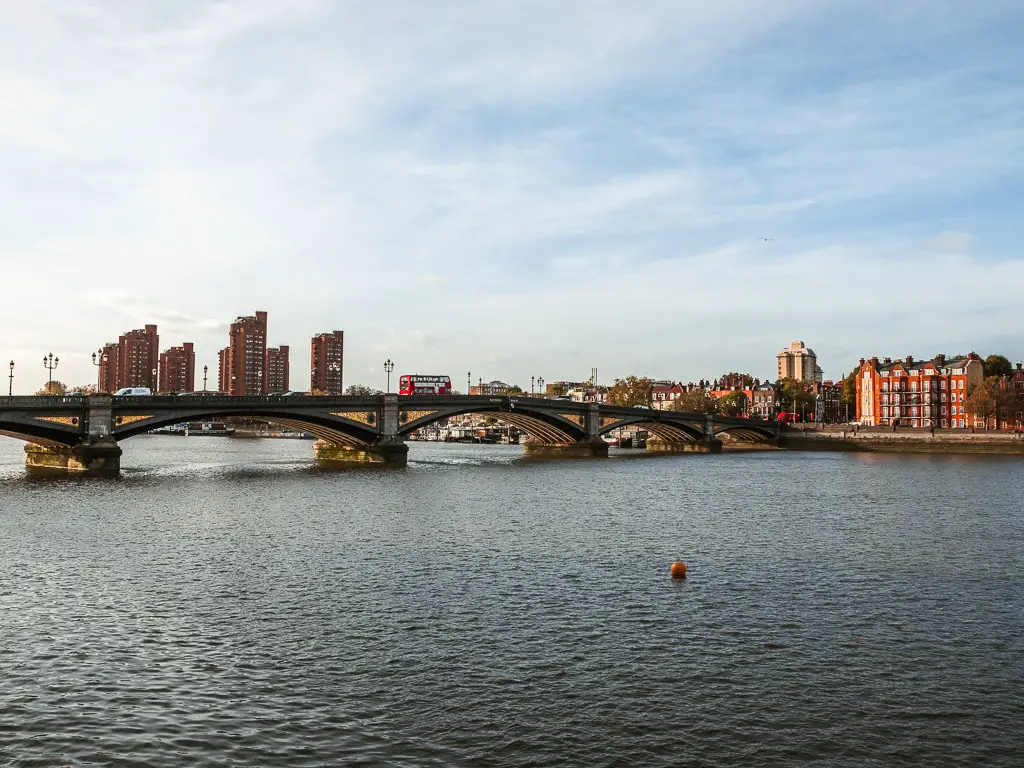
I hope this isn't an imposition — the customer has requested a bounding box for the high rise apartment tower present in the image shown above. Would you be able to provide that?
[218,347,231,393]
[777,340,823,383]
[266,346,290,393]
[226,311,268,395]
[96,342,119,393]
[96,325,159,391]
[158,342,195,393]
[310,331,344,395]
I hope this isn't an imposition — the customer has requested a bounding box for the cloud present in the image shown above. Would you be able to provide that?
[0,1,1022,392]
[925,231,975,254]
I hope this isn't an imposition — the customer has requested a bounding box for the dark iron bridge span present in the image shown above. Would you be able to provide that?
[0,394,783,475]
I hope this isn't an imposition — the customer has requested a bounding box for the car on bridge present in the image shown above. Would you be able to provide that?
[114,387,152,396]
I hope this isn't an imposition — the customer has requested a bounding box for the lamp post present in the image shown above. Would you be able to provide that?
[8,360,13,397]
[467,371,471,395]
[203,365,208,392]
[384,359,394,393]
[43,353,58,392]
[531,376,535,395]
[538,376,544,398]
[152,367,158,393]
[91,349,106,392]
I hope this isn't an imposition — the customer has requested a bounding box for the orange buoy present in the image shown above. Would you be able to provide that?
[670,561,687,579]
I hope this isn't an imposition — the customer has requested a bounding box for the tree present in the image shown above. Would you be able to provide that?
[672,389,716,414]
[715,391,749,417]
[503,385,524,395]
[840,372,857,406]
[36,381,68,395]
[607,376,654,407]
[983,354,1013,378]
[72,384,97,395]
[966,376,1019,429]
[965,378,998,427]
[776,378,816,418]
[344,384,381,396]
[547,381,568,398]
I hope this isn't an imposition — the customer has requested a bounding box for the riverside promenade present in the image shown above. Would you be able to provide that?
[782,424,1024,456]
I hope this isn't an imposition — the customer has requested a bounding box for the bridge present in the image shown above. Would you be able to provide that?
[0,394,783,475]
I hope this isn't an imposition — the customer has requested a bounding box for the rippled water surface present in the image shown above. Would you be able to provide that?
[1,436,1021,766]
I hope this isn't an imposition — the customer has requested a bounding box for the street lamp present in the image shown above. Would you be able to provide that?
[328,361,341,394]
[152,367,158,392]
[538,376,544,397]
[203,365,209,392]
[531,375,535,395]
[42,353,58,392]
[7,360,13,397]
[384,359,394,393]
[91,349,106,392]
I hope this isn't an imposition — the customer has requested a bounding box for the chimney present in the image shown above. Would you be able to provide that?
[859,358,865,366]
[906,355,913,365]
[1017,363,1022,371]
[871,357,879,367]
[935,354,946,365]
[883,357,891,365]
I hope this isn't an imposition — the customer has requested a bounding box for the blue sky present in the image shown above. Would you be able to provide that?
[1,1,1021,393]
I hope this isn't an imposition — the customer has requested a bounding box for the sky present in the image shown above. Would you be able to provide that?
[1,0,1022,394]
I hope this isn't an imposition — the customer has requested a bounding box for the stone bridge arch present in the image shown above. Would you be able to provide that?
[596,414,705,444]
[712,423,778,442]
[0,427,77,449]
[111,408,380,447]
[396,401,587,445]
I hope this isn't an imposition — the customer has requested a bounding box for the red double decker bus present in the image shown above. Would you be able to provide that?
[398,374,452,396]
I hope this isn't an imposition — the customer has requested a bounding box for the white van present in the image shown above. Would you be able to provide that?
[114,387,152,396]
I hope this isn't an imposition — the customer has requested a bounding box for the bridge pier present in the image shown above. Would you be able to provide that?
[313,438,409,468]
[646,438,722,454]
[24,439,122,477]
[523,437,609,459]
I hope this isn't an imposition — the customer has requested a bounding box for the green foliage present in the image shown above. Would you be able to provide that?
[503,385,524,395]
[983,354,1013,378]
[547,382,568,398]
[672,389,716,414]
[965,376,1018,427]
[776,377,816,414]
[607,376,654,407]
[715,391,749,417]
[344,384,381,395]
[840,372,857,405]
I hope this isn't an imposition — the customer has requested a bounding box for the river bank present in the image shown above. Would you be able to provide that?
[783,425,1024,456]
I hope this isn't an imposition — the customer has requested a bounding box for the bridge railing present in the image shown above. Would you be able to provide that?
[110,394,385,407]
[0,396,89,407]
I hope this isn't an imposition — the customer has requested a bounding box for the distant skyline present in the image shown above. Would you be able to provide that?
[2,1,1022,394]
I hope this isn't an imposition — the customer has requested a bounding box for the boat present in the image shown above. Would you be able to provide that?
[184,422,236,436]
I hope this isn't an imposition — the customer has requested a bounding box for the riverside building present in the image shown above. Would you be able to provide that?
[855,354,983,428]
[224,310,268,395]
[266,346,290,393]
[96,325,159,391]
[777,340,823,383]
[158,342,195,393]
[310,331,345,395]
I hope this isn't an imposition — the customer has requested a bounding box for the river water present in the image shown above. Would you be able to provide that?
[0,436,1021,766]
